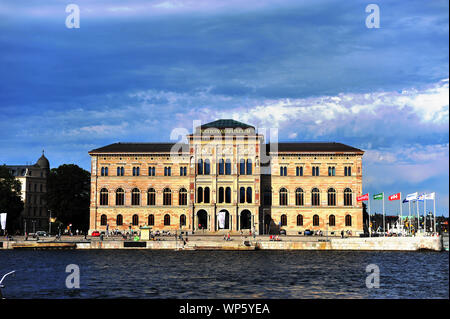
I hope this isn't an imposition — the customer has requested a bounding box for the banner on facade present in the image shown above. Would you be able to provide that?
[218,211,226,229]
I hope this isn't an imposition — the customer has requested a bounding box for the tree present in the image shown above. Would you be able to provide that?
[0,165,24,233]
[45,164,90,232]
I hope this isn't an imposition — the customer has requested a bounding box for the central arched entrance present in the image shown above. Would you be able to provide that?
[217,209,230,230]
[197,210,208,230]
[240,210,252,230]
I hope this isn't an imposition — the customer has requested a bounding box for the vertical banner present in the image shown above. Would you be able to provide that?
[0,213,7,230]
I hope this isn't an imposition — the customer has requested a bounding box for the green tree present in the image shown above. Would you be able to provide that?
[45,164,90,232]
[0,165,24,233]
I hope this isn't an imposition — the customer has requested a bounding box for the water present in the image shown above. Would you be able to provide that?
[0,250,448,299]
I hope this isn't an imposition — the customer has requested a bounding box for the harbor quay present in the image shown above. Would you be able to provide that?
[0,234,443,251]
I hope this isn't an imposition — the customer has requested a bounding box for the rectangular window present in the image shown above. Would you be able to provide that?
[280,166,287,176]
[164,167,172,176]
[312,166,320,176]
[148,166,155,176]
[180,166,187,176]
[117,167,124,176]
[344,166,352,176]
[328,166,335,176]
[296,166,303,176]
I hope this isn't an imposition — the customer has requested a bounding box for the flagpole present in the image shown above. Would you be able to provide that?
[408,200,411,236]
[400,192,402,233]
[433,196,436,234]
[368,193,371,237]
[383,192,385,237]
[424,197,427,233]
[416,198,419,235]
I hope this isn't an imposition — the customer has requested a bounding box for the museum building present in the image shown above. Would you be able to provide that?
[88,119,364,235]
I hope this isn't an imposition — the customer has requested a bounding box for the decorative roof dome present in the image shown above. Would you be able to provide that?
[36,152,50,169]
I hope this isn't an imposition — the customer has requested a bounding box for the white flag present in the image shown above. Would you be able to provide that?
[406,192,418,201]
[424,192,435,200]
[0,213,6,230]
[417,193,425,201]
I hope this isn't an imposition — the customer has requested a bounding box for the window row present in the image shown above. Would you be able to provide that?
[100,166,188,177]
[280,214,352,227]
[274,188,353,206]
[197,159,253,175]
[278,165,354,177]
[100,213,187,227]
[99,188,187,206]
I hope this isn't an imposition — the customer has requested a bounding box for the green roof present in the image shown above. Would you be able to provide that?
[199,119,254,130]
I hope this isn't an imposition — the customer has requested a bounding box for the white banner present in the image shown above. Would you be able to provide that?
[424,192,435,200]
[406,192,418,201]
[218,211,226,229]
[0,213,6,230]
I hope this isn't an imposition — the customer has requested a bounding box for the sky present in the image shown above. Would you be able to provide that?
[0,0,448,215]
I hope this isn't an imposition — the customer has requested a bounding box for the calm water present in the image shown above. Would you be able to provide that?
[0,250,448,299]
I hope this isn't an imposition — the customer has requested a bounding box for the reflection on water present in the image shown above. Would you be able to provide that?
[0,250,448,299]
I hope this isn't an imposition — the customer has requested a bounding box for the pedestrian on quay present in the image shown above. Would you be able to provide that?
[341,230,344,238]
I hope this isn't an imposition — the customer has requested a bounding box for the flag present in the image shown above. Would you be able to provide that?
[373,193,383,200]
[402,199,409,203]
[417,194,425,201]
[406,192,418,201]
[389,193,401,201]
[357,193,369,201]
[424,192,435,200]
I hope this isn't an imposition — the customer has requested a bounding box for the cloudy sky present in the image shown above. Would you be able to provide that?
[0,0,448,215]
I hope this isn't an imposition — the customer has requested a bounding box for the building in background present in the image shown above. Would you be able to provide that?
[88,119,364,235]
[6,152,50,233]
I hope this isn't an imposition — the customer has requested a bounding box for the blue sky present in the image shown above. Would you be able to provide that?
[0,0,448,215]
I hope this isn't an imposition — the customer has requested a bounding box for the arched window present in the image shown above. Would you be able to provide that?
[204,187,210,203]
[329,215,336,227]
[132,214,139,226]
[131,188,140,206]
[246,187,252,203]
[240,187,245,204]
[345,214,352,226]
[239,159,245,175]
[147,188,156,206]
[279,188,288,206]
[116,214,123,226]
[163,188,172,206]
[180,214,186,226]
[225,187,231,203]
[246,159,252,175]
[218,187,224,203]
[313,214,320,226]
[218,159,224,175]
[116,188,125,206]
[311,188,320,206]
[164,214,171,226]
[204,159,210,175]
[344,188,353,206]
[100,188,108,206]
[297,214,303,226]
[179,188,187,205]
[328,188,336,206]
[197,159,203,175]
[148,214,154,226]
[197,187,203,203]
[281,214,287,226]
[295,188,304,206]
[225,159,231,175]
[100,214,107,226]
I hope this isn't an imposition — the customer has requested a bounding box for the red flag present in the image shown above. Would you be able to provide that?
[389,193,401,201]
[357,193,369,201]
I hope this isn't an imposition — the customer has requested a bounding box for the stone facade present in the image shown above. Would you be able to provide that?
[5,153,50,232]
[88,119,364,235]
